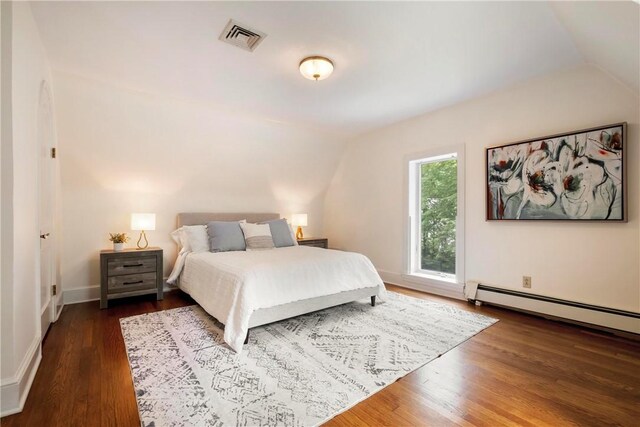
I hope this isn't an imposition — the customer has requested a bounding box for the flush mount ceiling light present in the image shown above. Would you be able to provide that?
[299,56,334,81]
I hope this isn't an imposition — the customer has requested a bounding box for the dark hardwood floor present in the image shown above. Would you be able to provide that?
[3,285,639,426]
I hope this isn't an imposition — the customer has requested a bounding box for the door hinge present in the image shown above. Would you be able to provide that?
[51,147,57,159]
[52,285,57,296]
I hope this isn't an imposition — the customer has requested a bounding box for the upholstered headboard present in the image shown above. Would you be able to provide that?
[177,212,280,227]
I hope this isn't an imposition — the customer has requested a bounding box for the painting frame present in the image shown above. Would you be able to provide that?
[485,122,627,222]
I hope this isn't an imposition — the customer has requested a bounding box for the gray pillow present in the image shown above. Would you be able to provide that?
[263,219,295,248]
[207,221,246,252]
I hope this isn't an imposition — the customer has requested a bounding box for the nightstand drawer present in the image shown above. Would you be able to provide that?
[297,238,328,249]
[108,272,157,293]
[303,242,327,248]
[107,256,156,276]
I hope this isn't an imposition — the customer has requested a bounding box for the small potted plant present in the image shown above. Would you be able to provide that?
[109,233,129,252]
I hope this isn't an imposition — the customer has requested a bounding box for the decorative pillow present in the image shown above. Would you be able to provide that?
[262,219,295,248]
[170,225,209,253]
[207,220,247,252]
[239,222,275,250]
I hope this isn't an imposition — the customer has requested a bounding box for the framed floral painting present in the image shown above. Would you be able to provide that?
[486,123,627,221]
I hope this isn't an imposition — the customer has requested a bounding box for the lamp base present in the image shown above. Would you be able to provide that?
[136,230,149,249]
[295,226,303,240]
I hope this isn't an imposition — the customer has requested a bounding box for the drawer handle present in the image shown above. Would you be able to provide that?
[122,280,144,286]
[123,263,144,268]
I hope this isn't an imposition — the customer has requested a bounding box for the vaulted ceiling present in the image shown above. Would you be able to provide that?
[31,1,639,136]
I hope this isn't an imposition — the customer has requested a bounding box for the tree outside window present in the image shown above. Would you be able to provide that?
[420,159,457,275]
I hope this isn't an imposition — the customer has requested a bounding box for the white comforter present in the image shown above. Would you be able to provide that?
[175,246,385,352]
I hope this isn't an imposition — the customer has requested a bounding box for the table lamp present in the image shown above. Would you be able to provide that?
[291,213,308,240]
[131,213,156,249]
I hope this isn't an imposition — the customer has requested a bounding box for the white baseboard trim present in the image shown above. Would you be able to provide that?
[63,285,101,304]
[0,336,42,417]
[378,269,465,301]
[53,302,64,322]
[63,279,177,305]
[52,294,64,322]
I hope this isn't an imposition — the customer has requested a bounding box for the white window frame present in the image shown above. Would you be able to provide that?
[404,145,465,287]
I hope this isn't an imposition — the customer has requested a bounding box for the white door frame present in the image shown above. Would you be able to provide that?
[37,80,59,338]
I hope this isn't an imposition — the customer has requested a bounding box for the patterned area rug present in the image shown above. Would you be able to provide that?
[120,292,497,426]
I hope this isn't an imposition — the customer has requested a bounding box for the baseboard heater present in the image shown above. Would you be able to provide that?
[474,285,640,335]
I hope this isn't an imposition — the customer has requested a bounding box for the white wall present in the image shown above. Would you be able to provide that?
[53,71,348,296]
[1,2,54,415]
[325,65,639,312]
[0,0,14,383]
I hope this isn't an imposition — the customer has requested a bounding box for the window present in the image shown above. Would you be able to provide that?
[407,147,464,284]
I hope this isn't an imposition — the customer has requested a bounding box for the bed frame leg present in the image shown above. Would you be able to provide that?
[371,296,376,307]
[244,330,250,345]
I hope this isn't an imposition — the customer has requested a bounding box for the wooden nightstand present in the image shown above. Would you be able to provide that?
[297,237,328,249]
[100,247,163,309]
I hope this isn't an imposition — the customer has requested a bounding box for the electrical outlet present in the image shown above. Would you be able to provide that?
[522,276,532,288]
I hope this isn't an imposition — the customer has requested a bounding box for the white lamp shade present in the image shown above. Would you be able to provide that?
[131,213,156,231]
[291,213,308,227]
[299,57,334,81]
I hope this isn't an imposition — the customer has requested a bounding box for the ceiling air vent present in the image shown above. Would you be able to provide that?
[219,19,266,52]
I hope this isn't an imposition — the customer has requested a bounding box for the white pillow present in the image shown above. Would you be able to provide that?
[170,228,189,251]
[170,225,209,253]
[239,222,275,250]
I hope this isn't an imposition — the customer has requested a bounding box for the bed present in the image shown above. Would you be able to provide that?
[169,212,386,352]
